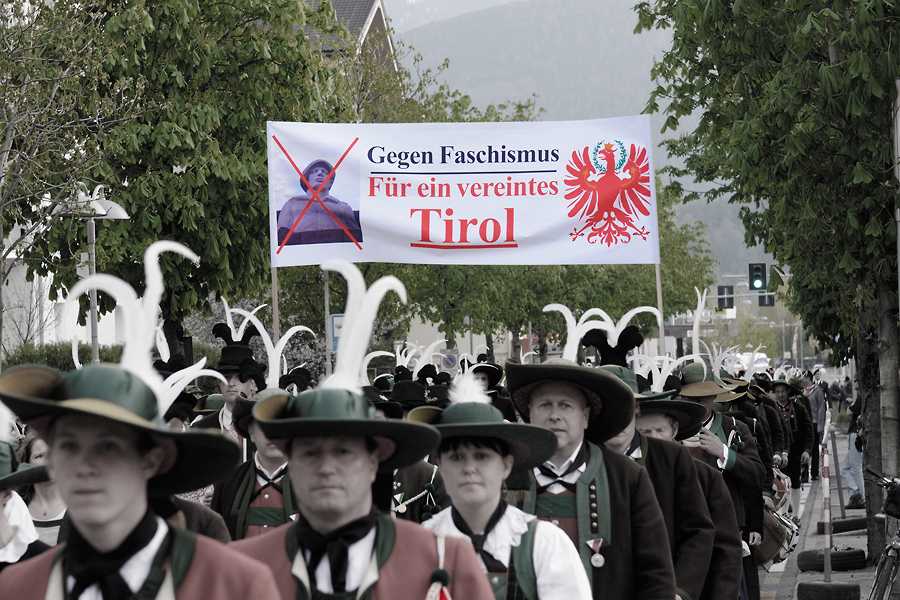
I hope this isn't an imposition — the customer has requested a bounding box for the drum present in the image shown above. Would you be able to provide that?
[757,509,799,570]
[771,466,790,511]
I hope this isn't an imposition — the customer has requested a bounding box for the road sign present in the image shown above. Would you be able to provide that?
[331,314,344,352]
[440,349,459,373]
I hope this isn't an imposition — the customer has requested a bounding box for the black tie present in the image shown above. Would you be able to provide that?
[295,509,379,593]
[249,465,287,502]
[451,501,508,573]
[66,510,159,600]
[536,442,587,493]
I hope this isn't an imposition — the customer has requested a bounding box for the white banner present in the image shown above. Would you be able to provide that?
[268,117,660,266]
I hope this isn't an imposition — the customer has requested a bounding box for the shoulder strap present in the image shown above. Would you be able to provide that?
[168,526,197,589]
[511,520,539,600]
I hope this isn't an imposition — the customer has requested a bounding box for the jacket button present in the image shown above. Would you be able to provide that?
[589,484,596,491]
[590,503,597,509]
[591,512,598,518]
[552,519,560,526]
[589,494,596,501]
[264,494,269,499]
[591,522,598,529]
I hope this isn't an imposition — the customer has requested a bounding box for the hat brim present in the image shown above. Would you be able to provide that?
[407,406,443,425]
[635,398,708,441]
[435,422,558,470]
[0,365,240,496]
[254,393,440,472]
[0,463,49,490]
[505,360,635,443]
[472,364,503,389]
[771,381,803,397]
[678,380,735,397]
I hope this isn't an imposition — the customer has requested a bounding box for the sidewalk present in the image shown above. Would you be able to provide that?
[759,430,879,598]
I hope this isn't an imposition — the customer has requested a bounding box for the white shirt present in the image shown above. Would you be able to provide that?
[303,527,377,594]
[65,516,169,600]
[424,505,591,600]
[703,414,730,469]
[533,443,587,494]
[0,491,38,563]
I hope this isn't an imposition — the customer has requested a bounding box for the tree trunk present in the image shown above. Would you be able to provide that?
[509,329,521,363]
[859,294,884,560]
[162,318,185,359]
[877,281,899,478]
[484,333,494,363]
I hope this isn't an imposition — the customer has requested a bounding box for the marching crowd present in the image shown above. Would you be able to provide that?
[0,251,861,600]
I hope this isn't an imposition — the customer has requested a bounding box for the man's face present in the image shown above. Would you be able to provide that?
[48,415,164,532]
[636,412,679,442]
[528,381,591,458]
[249,422,286,465]
[307,167,333,194]
[220,372,255,408]
[772,384,789,402]
[472,372,491,392]
[289,436,378,532]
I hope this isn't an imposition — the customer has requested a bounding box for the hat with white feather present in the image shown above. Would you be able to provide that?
[432,371,557,469]
[0,242,240,495]
[505,303,638,442]
[253,261,440,472]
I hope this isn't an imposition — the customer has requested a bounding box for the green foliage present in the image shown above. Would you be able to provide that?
[29,0,355,341]
[4,342,123,372]
[636,0,900,360]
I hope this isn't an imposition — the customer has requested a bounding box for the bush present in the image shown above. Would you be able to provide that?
[190,341,222,395]
[4,342,124,372]
[836,411,851,424]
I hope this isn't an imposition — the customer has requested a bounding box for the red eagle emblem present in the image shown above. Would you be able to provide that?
[564,141,652,246]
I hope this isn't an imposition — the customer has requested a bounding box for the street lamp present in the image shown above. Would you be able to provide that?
[54,184,129,364]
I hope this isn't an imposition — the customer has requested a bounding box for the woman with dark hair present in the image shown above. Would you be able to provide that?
[17,431,66,546]
[423,373,591,600]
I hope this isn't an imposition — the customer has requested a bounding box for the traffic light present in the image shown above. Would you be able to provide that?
[749,263,766,290]
[718,285,734,309]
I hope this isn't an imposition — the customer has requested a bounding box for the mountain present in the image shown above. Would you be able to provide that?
[396,0,773,281]
[383,0,523,33]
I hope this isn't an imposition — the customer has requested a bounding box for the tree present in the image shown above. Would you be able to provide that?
[29,0,355,353]
[0,0,137,366]
[636,0,900,556]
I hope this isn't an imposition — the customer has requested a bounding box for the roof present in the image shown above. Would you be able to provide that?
[330,0,379,37]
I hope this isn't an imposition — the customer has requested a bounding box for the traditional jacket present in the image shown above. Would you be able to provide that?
[393,459,449,523]
[231,513,495,600]
[210,458,297,540]
[0,524,280,599]
[691,413,765,528]
[693,461,742,600]
[505,441,675,600]
[634,434,715,600]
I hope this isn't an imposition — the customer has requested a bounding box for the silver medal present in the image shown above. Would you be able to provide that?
[396,504,407,514]
[591,553,605,568]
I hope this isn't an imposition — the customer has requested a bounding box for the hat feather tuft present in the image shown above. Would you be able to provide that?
[449,370,493,405]
[228,306,316,390]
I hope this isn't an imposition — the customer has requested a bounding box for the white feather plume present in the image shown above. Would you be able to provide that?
[218,299,267,343]
[319,261,407,393]
[155,321,170,363]
[691,287,708,355]
[0,400,14,444]
[629,353,705,393]
[742,344,766,382]
[72,336,82,370]
[412,339,446,379]
[360,351,394,386]
[449,369,493,405]
[578,305,663,348]
[398,342,420,367]
[64,241,202,418]
[158,360,227,411]
[543,303,608,362]
[229,307,316,389]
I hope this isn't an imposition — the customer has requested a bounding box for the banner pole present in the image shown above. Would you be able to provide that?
[271,267,281,341]
[324,270,332,377]
[655,262,666,354]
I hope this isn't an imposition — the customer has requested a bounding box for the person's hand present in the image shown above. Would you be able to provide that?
[773,454,782,467]
[781,452,789,468]
[763,496,775,510]
[801,451,811,465]
[698,428,726,459]
[202,488,214,508]
[749,532,762,546]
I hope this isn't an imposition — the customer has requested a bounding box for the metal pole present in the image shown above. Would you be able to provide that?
[527,321,533,363]
[831,430,846,519]
[655,262,666,355]
[88,217,99,364]
[271,267,281,341]
[323,270,332,377]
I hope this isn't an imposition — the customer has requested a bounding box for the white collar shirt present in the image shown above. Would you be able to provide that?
[304,527,377,594]
[533,442,586,495]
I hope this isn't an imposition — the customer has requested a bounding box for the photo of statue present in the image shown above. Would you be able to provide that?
[276,159,363,246]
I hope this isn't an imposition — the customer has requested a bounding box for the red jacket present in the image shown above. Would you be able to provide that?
[0,528,279,599]
[232,516,495,600]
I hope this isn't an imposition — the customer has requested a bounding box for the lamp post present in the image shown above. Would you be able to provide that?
[54,184,129,364]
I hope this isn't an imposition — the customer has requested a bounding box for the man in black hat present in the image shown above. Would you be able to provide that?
[472,362,518,422]
[504,358,676,599]
[0,364,279,598]
[193,340,264,445]
[771,378,813,523]
[211,391,298,540]
[600,367,714,600]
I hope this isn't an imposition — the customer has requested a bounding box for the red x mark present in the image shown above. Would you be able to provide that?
[273,135,361,253]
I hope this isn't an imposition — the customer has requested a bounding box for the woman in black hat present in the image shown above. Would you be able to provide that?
[424,373,591,600]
